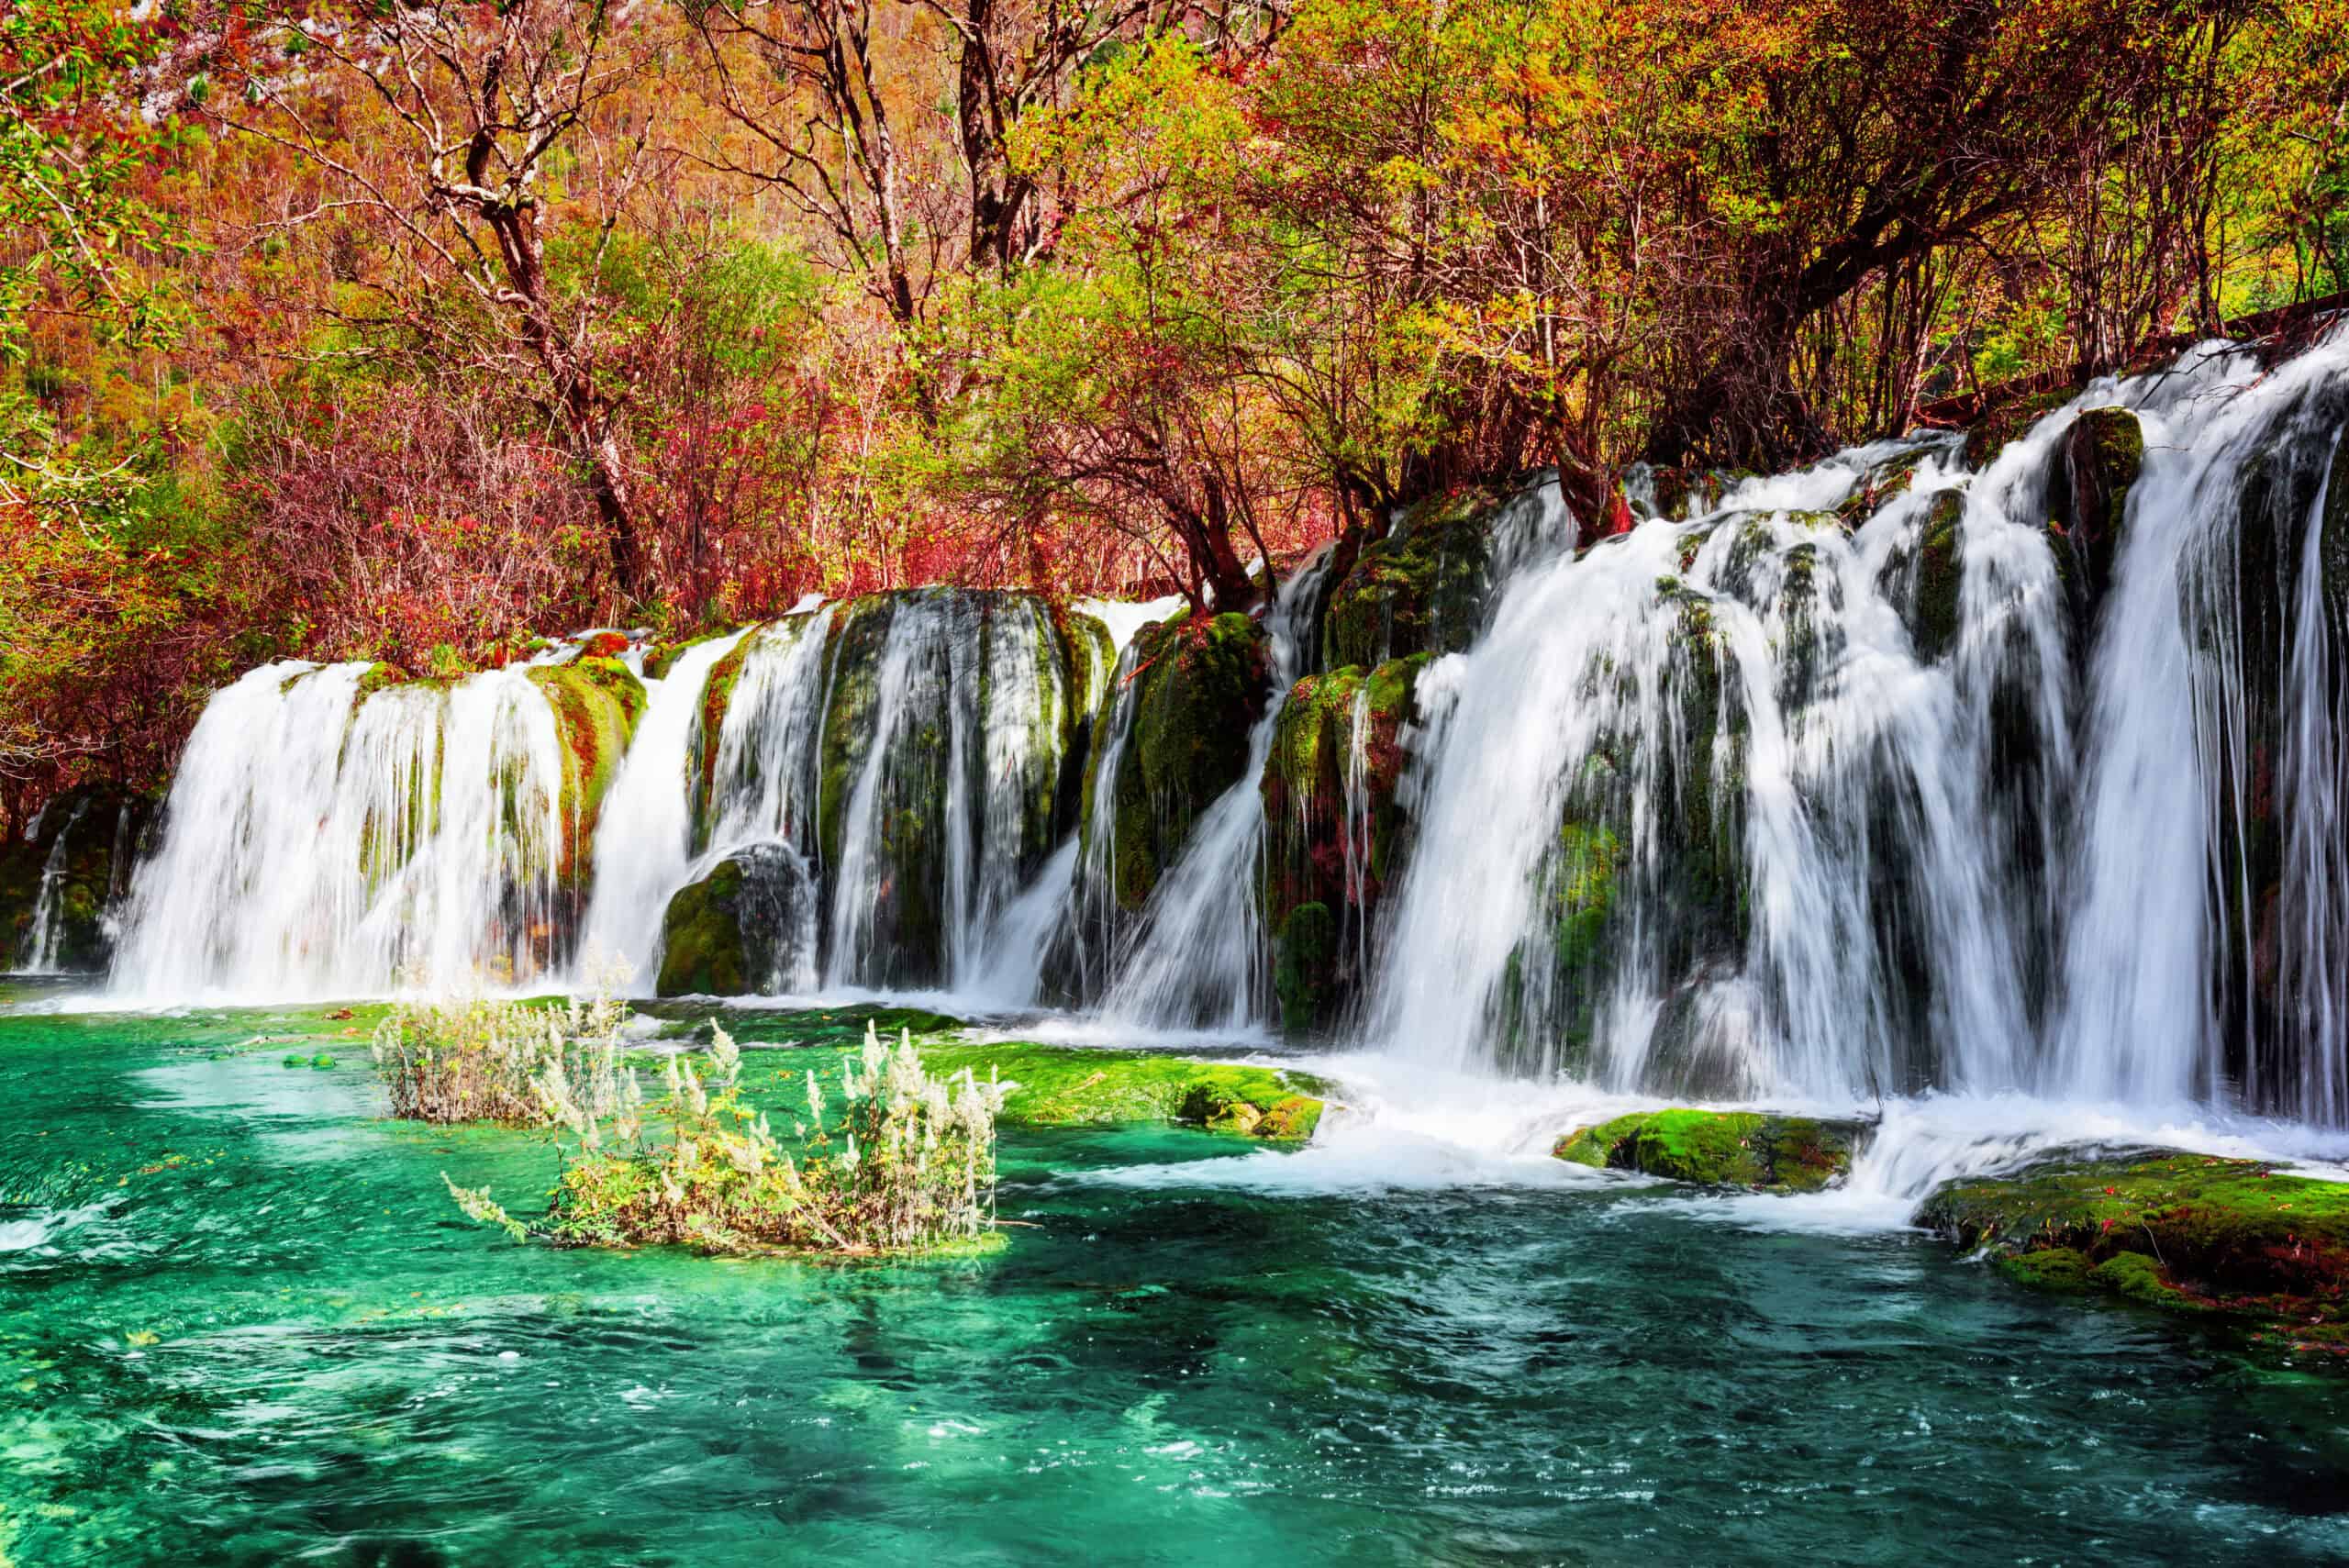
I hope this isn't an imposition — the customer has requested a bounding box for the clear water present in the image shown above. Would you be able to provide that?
[6,990,2348,1566]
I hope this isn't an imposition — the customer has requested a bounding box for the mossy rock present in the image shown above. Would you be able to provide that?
[1876,488,1965,662]
[0,784,154,972]
[1961,386,2076,469]
[527,658,646,890]
[1273,901,1340,1034]
[643,627,740,684]
[655,859,752,996]
[1552,1109,1862,1192]
[1915,1151,2349,1353]
[766,1029,1330,1141]
[1322,485,1504,670]
[2045,406,2145,621]
[1262,654,1425,896]
[690,629,761,833]
[1083,609,1273,913]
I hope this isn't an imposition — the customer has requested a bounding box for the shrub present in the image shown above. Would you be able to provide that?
[445,1020,1008,1257]
[372,989,630,1126]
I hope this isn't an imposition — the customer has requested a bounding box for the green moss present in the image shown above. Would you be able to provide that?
[1552,1108,1860,1191]
[2046,406,2146,620]
[1909,489,1965,662]
[1322,485,1503,669]
[1916,1152,2349,1352]
[643,628,739,683]
[1086,610,1272,912]
[1273,902,1340,1033]
[1553,820,1620,973]
[692,632,757,836]
[1998,1245,2092,1293]
[527,659,646,890]
[654,860,750,996]
[790,1035,1328,1140]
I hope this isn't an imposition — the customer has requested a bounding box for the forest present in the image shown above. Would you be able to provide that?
[4,0,2344,821]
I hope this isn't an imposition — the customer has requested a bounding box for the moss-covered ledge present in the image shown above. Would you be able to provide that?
[904,1040,1330,1141]
[1914,1152,2349,1356]
[1553,1108,1862,1191]
[666,1008,1334,1143]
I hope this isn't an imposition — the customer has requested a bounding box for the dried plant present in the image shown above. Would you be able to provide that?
[372,984,631,1127]
[447,1019,1007,1256]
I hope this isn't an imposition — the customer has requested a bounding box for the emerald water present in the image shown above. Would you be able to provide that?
[6,994,2347,1566]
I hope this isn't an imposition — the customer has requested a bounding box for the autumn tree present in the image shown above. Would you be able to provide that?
[192,0,671,597]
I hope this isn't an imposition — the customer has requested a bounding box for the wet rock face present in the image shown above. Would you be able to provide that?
[0,785,154,973]
[1084,610,1274,915]
[1321,486,1504,670]
[2047,405,2145,625]
[1259,656,1428,1032]
[654,846,818,997]
[1552,1108,1863,1192]
[527,657,648,898]
[1915,1152,2349,1356]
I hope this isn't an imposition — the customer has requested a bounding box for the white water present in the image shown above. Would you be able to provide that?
[111,662,566,1001]
[1095,550,1335,1031]
[574,629,752,986]
[1370,332,2349,1118]
[16,797,88,973]
[95,332,2349,1173]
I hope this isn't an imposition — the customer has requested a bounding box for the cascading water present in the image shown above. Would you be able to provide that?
[1366,330,2349,1119]
[580,590,1102,998]
[111,661,566,1001]
[93,328,2349,1140]
[573,630,752,986]
[17,798,88,973]
[1095,551,1335,1031]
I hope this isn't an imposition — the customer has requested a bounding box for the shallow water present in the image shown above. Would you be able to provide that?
[5,996,2348,1566]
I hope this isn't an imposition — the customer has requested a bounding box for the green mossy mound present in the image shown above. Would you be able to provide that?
[655,858,753,996]
[527,657,647,890]
[1915,1152,2349,1354]
[941,1045,1327,1140]
[1322,485,1504,670]
[695,1007,1331,1140]
[1553,1108,1861,1192]
[1084,608,1272,912]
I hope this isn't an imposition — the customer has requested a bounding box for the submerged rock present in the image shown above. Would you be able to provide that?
[1553,1108,1862,1191]
[1915,1152,2349,1355]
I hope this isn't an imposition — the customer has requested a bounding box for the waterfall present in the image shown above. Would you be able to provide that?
[111,662,566,1001]
[1096,551,1335,1031]
[17,797,88,973]
[573,629,752,987]
[99,328,2349,1124]
[582,590,1100,997]
[1366,330,2349,1112]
